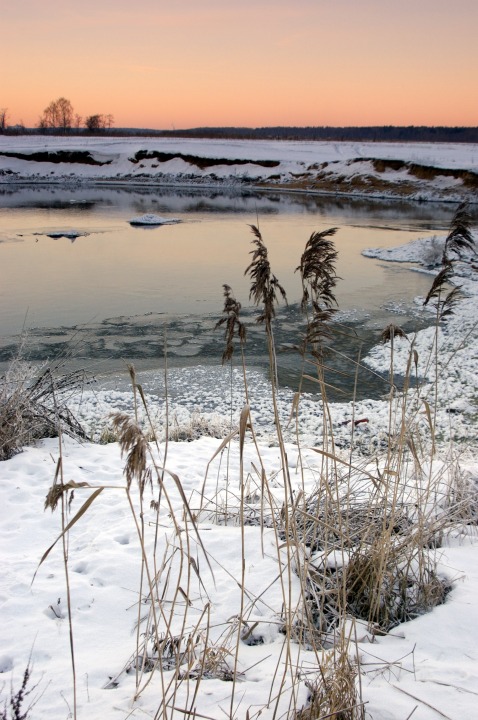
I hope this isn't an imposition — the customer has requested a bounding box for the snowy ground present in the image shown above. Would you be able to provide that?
[1,433,477,720]
[1,136,477,203]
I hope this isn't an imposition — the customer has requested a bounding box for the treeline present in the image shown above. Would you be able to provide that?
[37,98,114,133]
[1,113,478,143]
[159,125,478,143]
[0,98,114,134]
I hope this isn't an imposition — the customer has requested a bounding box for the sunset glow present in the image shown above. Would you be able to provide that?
[3,0,478,129]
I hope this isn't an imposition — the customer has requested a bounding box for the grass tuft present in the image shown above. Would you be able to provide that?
[0,659,40,720]
[0,357,87,460]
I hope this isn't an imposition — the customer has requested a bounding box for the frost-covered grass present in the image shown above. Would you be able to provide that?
[1,210,477,720]
[0,355,87,461]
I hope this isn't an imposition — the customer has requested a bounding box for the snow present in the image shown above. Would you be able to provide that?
[363,236,445,265]
[1,136,477,202]
[361,234,478,434]
[128,213,181,226]
[1,434,477,719]
[361,548,478,719]
[1,140,478,719]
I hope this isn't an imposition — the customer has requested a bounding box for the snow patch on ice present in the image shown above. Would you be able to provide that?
[128,213,180,226]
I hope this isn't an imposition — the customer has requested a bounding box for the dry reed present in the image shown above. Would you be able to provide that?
[29,206,477,720]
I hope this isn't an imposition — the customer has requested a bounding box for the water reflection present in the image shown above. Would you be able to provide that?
[1,184,475,224]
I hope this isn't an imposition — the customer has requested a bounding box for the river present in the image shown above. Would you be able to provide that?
[0,185,457,399]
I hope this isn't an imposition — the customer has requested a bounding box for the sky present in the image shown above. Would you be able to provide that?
[2,0,477,129]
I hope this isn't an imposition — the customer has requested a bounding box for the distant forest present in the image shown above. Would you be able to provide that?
[157,126,478,143]
[3,125,478,143]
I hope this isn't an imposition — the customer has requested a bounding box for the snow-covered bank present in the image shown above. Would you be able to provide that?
[1,136,477,203]
[361,232,478,446]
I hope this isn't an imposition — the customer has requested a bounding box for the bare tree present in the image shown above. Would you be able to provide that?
[85,114,104,131]
[56,97,73,130]
[40,97,74,132]
[105,113,114,129]
[0,108,8,133]
[42,100,59,128]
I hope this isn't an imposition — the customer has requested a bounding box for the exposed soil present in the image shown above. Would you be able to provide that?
[257,170,476,200]
[367,158,478,188]
[129,150,280,170]
[0,150,112,166]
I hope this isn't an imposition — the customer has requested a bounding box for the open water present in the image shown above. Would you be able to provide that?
[0,185,456,398]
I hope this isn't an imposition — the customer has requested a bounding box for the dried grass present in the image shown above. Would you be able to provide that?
[0,658,40,720]
[29,207,477,720]
[296,638,364,720]
[0,356,87,460]
[167,410,230,442]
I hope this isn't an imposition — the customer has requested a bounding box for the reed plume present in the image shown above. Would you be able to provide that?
[215,284,246,363]
[424,265,463,321]
[296,227,339,355]
[245,225,287,329]
[111,412,152,496]
[423,201,474,321]
[380,323,408,343]
[442,201,475,264]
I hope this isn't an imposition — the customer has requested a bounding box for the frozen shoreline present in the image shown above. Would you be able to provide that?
[1,136,477,203]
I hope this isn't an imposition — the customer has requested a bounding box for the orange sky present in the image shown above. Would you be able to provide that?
[2,0,477,129]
